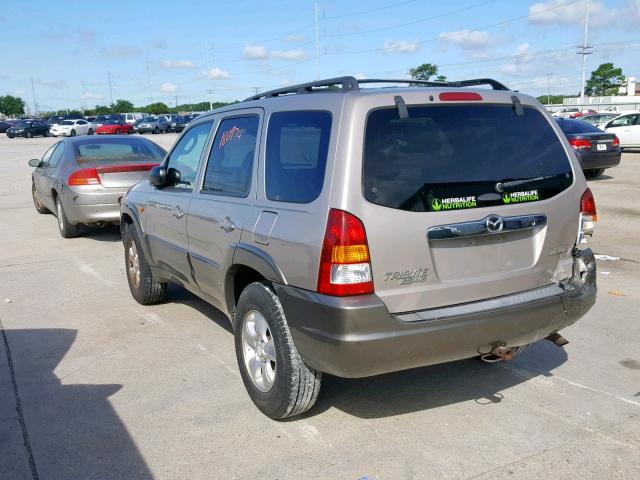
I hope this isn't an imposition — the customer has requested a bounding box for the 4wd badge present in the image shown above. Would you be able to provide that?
[384,268,429,285]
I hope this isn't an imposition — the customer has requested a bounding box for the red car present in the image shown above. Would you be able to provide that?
[95,120,134,134]
[569,109,597,119]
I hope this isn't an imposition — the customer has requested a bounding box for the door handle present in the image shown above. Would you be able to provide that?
[172,206,184,219]
[220,216,235,233]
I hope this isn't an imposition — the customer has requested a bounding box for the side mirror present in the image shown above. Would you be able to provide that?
[28,159,41,168]
[149,166,167,187]
[166,167,181,186]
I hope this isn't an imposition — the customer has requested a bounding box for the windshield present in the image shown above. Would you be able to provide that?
[73,138,166,165]
[103,120,121,125]
[14,121,29,127]
[363,104,573,212]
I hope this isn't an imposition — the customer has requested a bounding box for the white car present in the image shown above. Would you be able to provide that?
[50,119,93,137]
[603,113,640,147]
[551,108,580,118]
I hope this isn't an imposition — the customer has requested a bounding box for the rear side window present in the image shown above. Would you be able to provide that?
[265,111,331,203]
[202,116,259,197]
[74,138,166,165]
[363,105,573,212]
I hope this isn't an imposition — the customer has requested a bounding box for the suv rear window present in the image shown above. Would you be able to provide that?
[266,111,331,203]
[363,105,573,212]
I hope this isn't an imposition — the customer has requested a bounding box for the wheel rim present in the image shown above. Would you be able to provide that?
[241,310,276,392]
[56,199,64,231]
[127,239,141,289]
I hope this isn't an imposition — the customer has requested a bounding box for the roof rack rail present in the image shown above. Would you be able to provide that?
[244,76,359,101]
[243,76,509,101]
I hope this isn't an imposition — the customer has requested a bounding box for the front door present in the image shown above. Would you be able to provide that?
[145,121,214,284]
[188,111,262,310]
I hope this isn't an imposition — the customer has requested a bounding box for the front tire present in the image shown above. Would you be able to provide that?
[153,127,159,134]
[32,183,49,214]
[26,131,32,138]
[235,282,322,419]
[584,168,605,179]
[70,129,76,137]
[122,227,167,305]
[88,128,93,135]
[55,196,79,238]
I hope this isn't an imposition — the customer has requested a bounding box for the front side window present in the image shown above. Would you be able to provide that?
[265,111,332,203]
[202,116,259,197]
[165,122,213,188]
[609,115,637,127]
[363,105,573,212]
[49,143,66,167]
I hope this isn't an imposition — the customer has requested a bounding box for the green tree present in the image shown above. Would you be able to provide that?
[92,105,111,115]
[536,94,566,105]
[585,63,625,96]
[409,63,439,82]
[112,99,134,113]
[0,95,26,116]
[435,75,447,82]
[144,102,170,114]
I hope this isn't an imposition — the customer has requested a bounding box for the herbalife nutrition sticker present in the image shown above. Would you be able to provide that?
[502,190,540,204]
[431,196,477,211]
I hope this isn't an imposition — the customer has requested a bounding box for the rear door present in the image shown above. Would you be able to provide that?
[33,142,61,210]
[355,100,579,313]
[605,114,639,146]
[187,111,262,310]
[145,121,213,284]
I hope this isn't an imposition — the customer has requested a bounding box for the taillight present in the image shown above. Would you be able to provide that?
[569,138,591,150]
[68,168,101,185]
[439,92,483,101]
[613,136,620,147]
[317,209,373,296]
[578,188,597,243]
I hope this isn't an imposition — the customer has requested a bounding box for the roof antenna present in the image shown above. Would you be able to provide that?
[511,95,524,116]
[394,95,409,119]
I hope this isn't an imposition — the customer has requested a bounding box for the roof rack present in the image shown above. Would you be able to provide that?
[244,76,509,101]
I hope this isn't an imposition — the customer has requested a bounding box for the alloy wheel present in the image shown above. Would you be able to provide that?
[241,310,277,392]
[127,239,141,289]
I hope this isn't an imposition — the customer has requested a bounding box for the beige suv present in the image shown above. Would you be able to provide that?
[120,77,597,419]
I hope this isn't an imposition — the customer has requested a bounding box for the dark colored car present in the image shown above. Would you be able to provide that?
[171,116,191,133]
[7,119,50,138]
[0,121,13,133]
[47,114,85,126]
[557,118,621,178]
[95,120,134,135]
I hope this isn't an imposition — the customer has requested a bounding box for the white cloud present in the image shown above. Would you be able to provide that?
[243,44,269,60]
[159,60,194,69]
[101,46,140,58]
[283,34,306,43]
[529,0,617,28]
[354,73,367,80]
[37,79,66,88]
[199,68,230,80]
[500,43,535,77]
[438,30,492,58]
[271,48,306,60]
[81,92,105,100]
[160,82,177,93]
[382,39,420,54]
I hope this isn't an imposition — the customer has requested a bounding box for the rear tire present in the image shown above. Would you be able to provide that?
[26,131,32,138]
[55,196,79,238]
[584,168,605,179]
[153,127,159,134]
[122,226,167,305]
[235,282,322,419]
[32,183,49,214]
[88,128,93,135]
[70,129,76,137]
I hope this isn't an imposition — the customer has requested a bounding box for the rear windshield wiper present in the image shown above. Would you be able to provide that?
[495,175,560,193]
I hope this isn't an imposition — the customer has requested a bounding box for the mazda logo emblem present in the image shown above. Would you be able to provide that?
[486,215,504,233]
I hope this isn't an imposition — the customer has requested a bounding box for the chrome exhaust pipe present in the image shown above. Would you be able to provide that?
[480,346,514,363]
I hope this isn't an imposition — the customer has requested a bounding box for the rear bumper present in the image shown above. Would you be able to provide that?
[276,249,596,378]
[576,149,621,170]
[63,202,122,224]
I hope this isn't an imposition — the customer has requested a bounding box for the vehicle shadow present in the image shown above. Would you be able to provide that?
[79,224,122,242]
[305,340,567,420]
[3,328,153,479]
[589,174,614,181]
[167,284,233,334]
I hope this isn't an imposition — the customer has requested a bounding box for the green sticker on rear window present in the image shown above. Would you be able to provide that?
[502,190,539,204]
[431,196,477,211]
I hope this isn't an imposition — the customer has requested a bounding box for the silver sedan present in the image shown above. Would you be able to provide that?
[29,135,166,238]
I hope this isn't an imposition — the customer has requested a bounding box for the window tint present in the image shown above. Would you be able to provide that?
[166,122,212,188]
[202,116,259,197]
[74,138,166,165]
[49,143,66,167]
[363,105,573,212]
[265,111,331,203]
[609,115,637,127]
[556,118,601,134]
[41,143,59,165]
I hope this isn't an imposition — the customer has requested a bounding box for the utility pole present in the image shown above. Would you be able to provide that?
[81,80,87,111]
[315,2,320,80]
[146,62,153,103]
[205,40,213,110]
[107,71,114,106]
[545,73,553,105]
[578,0,592,105]
[207,89,215,110]
[173,95,179,112]
[30,77,38,115]
[252,86,260,95]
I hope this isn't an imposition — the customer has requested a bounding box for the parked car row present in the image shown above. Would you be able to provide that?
[27,77,599,420]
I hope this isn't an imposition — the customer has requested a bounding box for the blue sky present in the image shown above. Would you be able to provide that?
[1,0,639,112]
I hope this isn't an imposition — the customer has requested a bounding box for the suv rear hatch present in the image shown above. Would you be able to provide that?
[358,99,579,313]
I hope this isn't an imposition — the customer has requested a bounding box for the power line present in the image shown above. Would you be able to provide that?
[323,0,420,20]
